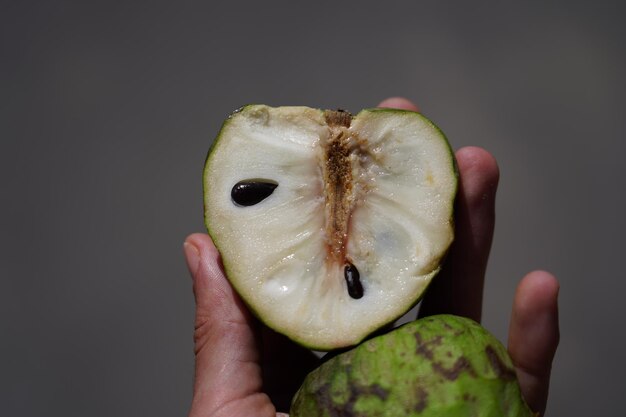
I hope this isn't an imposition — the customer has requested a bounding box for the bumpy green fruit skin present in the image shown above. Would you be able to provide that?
[290,315,536,417]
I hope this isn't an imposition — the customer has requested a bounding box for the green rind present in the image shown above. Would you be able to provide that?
[290,315,535,417]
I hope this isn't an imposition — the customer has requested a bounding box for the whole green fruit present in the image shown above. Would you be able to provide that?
[290,315,536,417]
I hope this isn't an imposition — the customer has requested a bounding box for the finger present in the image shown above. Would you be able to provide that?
[419,147,499,322]
[377,96,420,112]
[508,271,560,416]
[184,233,277,417]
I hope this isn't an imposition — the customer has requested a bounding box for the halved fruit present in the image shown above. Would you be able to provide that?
[204,105,457,350]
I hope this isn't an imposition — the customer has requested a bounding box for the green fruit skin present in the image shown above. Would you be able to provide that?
[290,315,536,417]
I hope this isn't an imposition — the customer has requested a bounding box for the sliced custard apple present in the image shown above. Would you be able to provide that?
[203,105,457,350]
[290,315,537,417]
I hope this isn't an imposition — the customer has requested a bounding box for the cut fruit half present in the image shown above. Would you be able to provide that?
[204,105,457,350]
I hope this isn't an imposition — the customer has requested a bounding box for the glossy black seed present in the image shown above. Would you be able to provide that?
[344,262,364,299]
[231,180,278,206]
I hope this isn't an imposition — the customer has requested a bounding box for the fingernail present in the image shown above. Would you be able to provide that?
[183,241,200,276]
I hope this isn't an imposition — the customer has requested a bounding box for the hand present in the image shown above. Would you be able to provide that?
[183,97,560,417]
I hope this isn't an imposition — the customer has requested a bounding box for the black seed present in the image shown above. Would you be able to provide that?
[344,262,364,299]
[231,180,278,206]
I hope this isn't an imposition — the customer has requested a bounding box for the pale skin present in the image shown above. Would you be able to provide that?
[183,97,560,417]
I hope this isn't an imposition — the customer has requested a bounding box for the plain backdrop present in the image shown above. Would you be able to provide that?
[2,1,625,416]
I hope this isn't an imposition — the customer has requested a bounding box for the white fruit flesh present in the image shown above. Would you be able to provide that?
[204,105,456,350]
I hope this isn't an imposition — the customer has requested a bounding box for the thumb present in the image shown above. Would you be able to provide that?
[183,233,277,417]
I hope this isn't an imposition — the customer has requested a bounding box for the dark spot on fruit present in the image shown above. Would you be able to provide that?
[344,263,364,299]
[432,357,476,380]
[313,382,388,417]
[231,180,278,206]
[370,384,389,400]
[414,387,429,412]
[485,345,516,381]
[353,383,389,401]
[414,333,443,360]
[414,330,477,381]
[314,383,348,417]
[442,321,454,330]
[462,393,477,403]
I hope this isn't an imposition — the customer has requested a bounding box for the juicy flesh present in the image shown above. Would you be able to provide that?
[204,105,456,349]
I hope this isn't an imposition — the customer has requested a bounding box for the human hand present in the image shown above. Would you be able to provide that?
[183,97,560,417]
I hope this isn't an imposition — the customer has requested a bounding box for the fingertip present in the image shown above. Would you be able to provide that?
[182,233,232,312]
[185,233,222,267]
[183,241,201,276]
[513,270,560,348]
[519,270,560,297]
[455,146,500,187]
[526,270,559,291]
[377,97,420,112]
[183,234,215,279]
[184,233,216,252]
[514,271,560,320]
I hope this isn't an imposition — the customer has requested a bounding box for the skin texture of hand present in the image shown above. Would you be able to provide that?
[183,97,560,417]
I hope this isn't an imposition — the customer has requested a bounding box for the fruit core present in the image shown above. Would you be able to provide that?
[323,110,365,299]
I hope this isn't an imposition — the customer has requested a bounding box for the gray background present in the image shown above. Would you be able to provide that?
[2,1,625,416]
